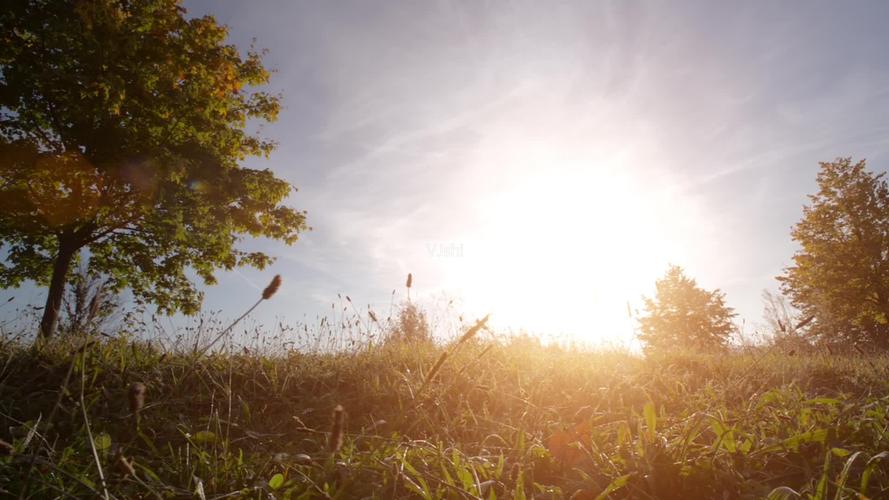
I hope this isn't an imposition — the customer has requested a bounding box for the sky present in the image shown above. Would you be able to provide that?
[5,1,889,346]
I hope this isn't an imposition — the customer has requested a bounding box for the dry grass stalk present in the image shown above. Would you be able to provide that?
[128,382,146,415]
[415,313,490,398]
[116,453,136,477]
[417,351,448,396]
[195,274,283,359]
[87,288,102,320]
[328,405,346,453]
[80,349,110,500]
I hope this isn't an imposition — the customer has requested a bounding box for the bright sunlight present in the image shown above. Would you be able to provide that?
[7,2,889,498]
[443,140,701,344]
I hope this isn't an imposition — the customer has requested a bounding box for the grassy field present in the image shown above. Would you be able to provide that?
[1,333,888,499]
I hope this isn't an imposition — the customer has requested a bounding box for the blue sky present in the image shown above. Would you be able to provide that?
[5,1,889,345]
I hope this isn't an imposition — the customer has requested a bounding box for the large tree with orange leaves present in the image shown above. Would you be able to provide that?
[0,0,307,337]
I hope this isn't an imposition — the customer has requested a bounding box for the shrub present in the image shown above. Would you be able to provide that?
[387,302,432,344]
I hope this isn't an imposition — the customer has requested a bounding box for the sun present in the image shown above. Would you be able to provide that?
[444,151,695,345]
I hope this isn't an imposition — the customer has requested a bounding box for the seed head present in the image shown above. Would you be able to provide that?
[128,382,146,415]
[458,314,490,344]
[329,405,345,453]
[262,275,282,300]
[405,273,413,289]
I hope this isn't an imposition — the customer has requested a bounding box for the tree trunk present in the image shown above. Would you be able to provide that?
[38,235,78,339]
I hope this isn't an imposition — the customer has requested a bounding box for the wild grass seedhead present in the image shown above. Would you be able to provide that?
[329,404,346,453]
[262,274,282,300]
[458,314,490,345]
[193,274,283,359]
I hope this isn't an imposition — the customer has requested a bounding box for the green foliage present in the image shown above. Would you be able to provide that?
[0,0,307,336]
[267,472,284,490]
[637,265,737,354]
[3,334,889,498]
[778,158,889,349]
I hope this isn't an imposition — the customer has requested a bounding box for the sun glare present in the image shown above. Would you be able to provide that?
[445,147,695,345]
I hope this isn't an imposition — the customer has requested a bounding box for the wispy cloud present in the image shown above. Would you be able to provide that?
[5,0,882,340]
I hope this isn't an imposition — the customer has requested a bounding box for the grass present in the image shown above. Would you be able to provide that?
[1,331,888,498]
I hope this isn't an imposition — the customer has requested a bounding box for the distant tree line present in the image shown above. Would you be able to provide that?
[638,158,889,354]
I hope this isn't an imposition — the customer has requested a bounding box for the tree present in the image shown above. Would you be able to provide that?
[0,0,307,337]
[637,265,736,353]
[388,302,432,344]
[777,158,889,348]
